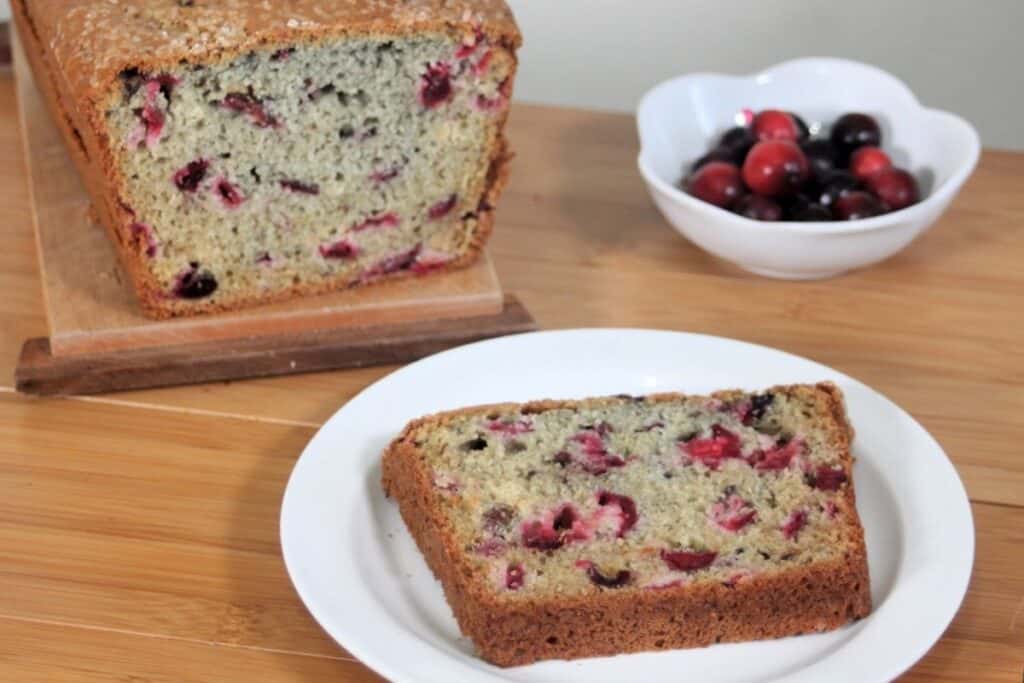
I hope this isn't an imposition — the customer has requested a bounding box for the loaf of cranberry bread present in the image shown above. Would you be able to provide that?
[13,0,520,318]
[382,383,871,666]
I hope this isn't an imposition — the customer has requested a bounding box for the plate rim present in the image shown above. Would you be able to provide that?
[280,328,975,683]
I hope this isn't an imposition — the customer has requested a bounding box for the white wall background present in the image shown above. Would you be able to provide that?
[507,0,1022,150]
[3,1,1019,148]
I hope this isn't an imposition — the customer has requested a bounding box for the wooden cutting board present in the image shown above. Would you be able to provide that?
[11,27,535,394]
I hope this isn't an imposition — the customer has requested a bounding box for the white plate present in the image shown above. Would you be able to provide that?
[281,329,974,683]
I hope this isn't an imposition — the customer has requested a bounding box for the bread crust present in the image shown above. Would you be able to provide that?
[382,383,871,666]
[13,0,520,319]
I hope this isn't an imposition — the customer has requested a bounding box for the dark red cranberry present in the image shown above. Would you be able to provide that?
[745,393,774,424]
[586,566,631,588]
[733,194,783,221]
[686,161,744,209]
[661,549,717,572]
[505,563,525,590]
[834,191,889,220]
[428,194,458,220]
[689,148,741,174]
[271,47,295,61]
[215,179,245,208]
[596,491,638,537]
[363,245,422,279]
[521,520,563,550]
[791,113,811,140]
[850,146,893,181]
[280,179,320,195]
[717,125,757,161]
[173,159,209,193]
[752,110,801,142]
[781,510,808,540]
[552,506,578,532]
[319,239,359,260]
[817,170,862,208]
[419,63,454,108]
[175,264,218,299]
[801,138,840,179]
[830,113,882,161]
[742,141,810,197]
[747,439,802,471]
[866,167,920,210]
[709,494,757,532]
[790,203,833,222]
[808,465,848,491]
[353,212,401,232]
[222,91,280,128]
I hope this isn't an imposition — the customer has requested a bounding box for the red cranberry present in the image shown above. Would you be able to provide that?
[709,494,757,532]
[807,465,848,491]
[596,491,638,537]
[866,167,920,210]
[222,91,280,128]
[419,63,454,109]
[689,148,741,174]
[752,110,801,142]
[717,126,757,161]
[733,194,782,222]
[363,245,422,279]
[661,549,717,572]
[681,425,743,470]
[830,113,882,161]
[834,191,889,220]
[428,194,458,220]
[319,239,359,260]
[353,212,401,232]
[801,138,840,179]
[686,161,744,209]
[215,179,245,208]
[747,438,802,471]
[849,146,893,182]
[742,141,810,197]
[280,179,320,195]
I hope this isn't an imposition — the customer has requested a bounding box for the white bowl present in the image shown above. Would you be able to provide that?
[637,57,981,279]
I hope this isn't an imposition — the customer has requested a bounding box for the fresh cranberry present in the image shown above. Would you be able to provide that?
[781,510,808,540]
[686,161,744,209]
[173,159,209,193]
[280,179,320,195]
[319,239,359,260]
[585,565,632,588]
[353,212,401,232]
[733,194,783,221]
[681,425,743,470]
[506,563,525,590]
[747,438,802,471]
[709,494,757,532]
[830,113,882,161]
[801,138,840,179]
[174,264,218,299]
[849,146,893,181]
[222,92,280,128]
[790,202,833,222]
[717,126,757,161]
[596,491,638,537]
[689,148,742,174]
[742,141,810,197]
[834,191,889,220]
[866,167,920,210]
[428,194,458,220]
[419,63,454,108]
[817,169,862,208]
[808,465,848,491]
[752,110,801,142]
[214,179,245,208]
[791,113,811,140]
[661,549,717,572]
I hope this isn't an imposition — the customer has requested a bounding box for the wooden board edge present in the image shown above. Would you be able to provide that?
[15,295,538,396]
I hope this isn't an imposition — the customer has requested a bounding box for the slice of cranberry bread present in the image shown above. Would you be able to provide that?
[13,0,519,318]
[382,382,871,666]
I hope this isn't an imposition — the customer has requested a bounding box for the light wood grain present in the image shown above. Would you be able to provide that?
[0,395,1021,682]
[11,28,503,357]
[2,59,1024,680]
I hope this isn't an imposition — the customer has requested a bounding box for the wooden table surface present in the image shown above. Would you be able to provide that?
[1,63,1022,681]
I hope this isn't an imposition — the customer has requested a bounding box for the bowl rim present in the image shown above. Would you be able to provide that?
[636,57,982,235]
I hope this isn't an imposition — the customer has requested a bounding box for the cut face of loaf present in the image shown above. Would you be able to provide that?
[105,33,514,316]
[382,383,871,666]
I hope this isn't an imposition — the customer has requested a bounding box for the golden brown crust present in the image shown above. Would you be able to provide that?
[381,384,872,667]
[14,0,520,319]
